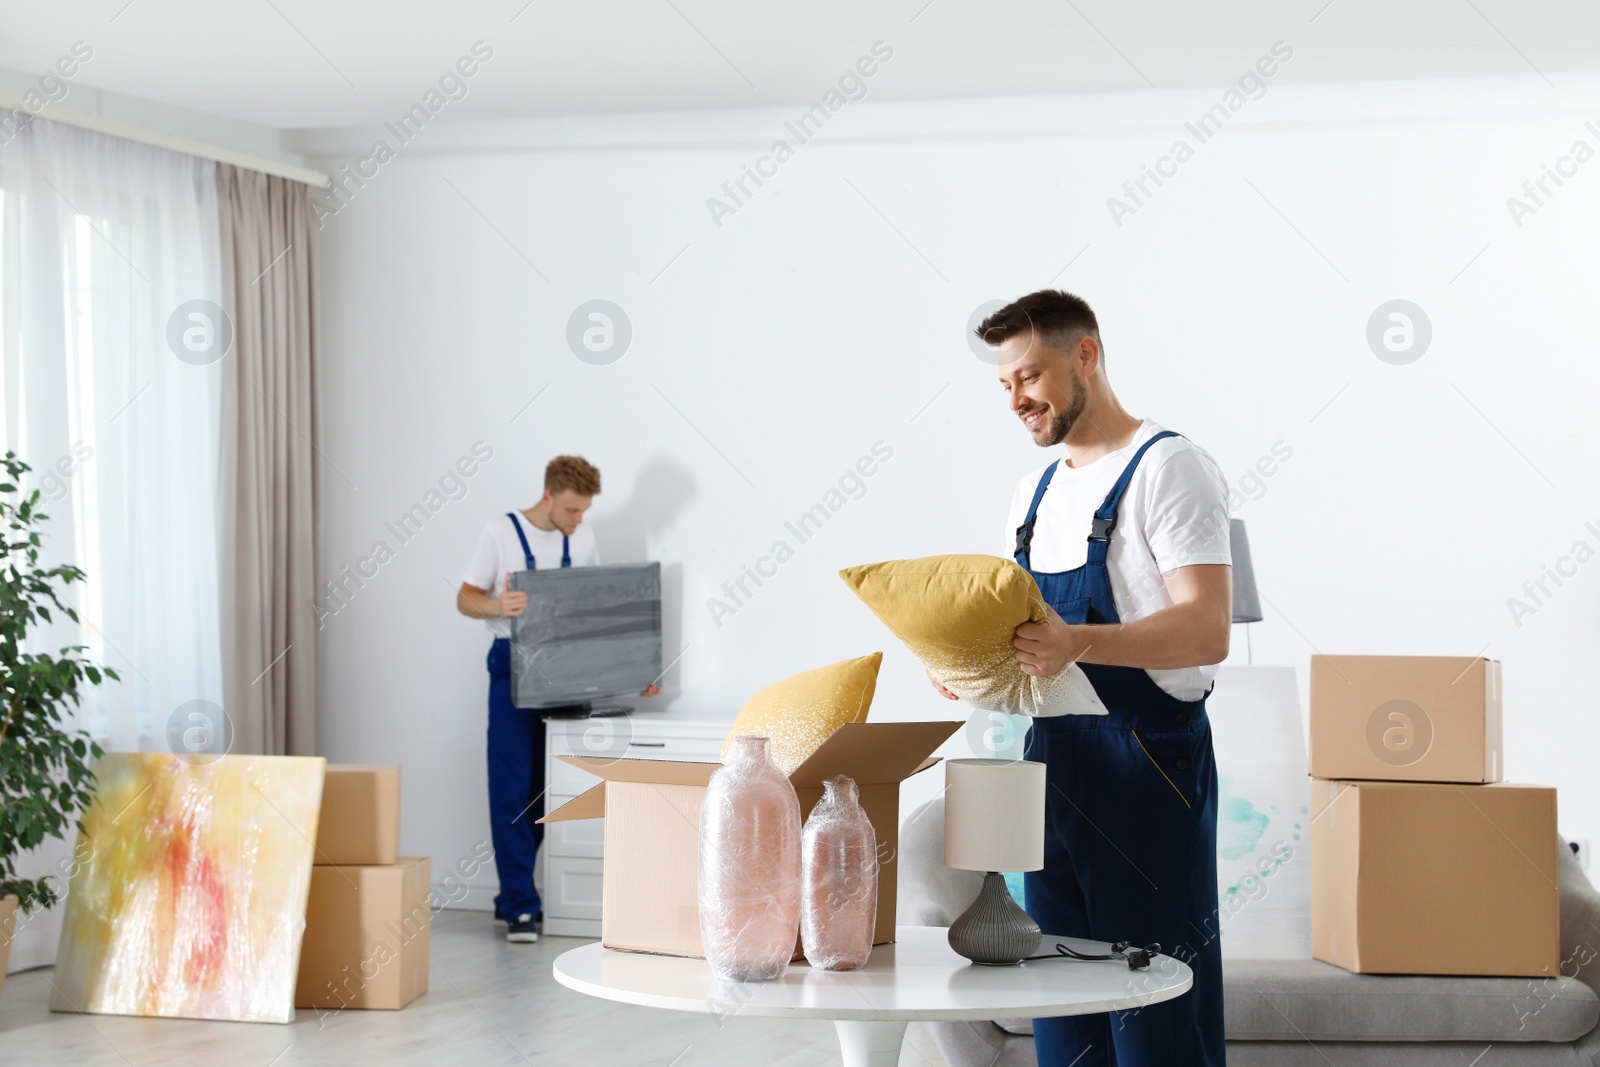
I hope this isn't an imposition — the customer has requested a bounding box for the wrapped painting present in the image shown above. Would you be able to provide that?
[1205,666,1313,959]
[50,753,325,1023]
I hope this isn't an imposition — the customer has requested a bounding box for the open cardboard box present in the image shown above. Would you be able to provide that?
[540,719,961,959]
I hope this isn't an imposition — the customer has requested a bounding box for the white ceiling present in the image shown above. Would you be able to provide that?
[2,0,1599,130]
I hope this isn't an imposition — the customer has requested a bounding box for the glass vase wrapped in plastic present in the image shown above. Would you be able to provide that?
[801,773,878,971]
[698,733,802,981]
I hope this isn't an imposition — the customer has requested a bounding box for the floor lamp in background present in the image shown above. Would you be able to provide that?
[1230,519,1264,664]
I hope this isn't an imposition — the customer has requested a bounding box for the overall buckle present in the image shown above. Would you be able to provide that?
[1014,520,1036,559]
[1088,515,1115,542]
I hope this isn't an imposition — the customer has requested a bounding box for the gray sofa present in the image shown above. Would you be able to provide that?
[897,796,1600,1065]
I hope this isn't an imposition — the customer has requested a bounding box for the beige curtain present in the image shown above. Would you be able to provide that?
[216,164,319,755]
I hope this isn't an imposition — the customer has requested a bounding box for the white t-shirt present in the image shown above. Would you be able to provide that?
[463,511,601,638]
[1003,420,1231,701]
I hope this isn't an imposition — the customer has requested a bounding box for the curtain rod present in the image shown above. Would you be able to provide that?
[0,96,330,189]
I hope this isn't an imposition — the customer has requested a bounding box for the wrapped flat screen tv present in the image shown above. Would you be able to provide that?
[508,562,662,710]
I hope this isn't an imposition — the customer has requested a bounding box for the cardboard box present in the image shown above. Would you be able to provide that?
[1309,655,1502,783]
[296,856,430,1010]
[541,720,961,959]
[1311,779,1558,976]
[0,893,16,1000]
[314,764,400,865]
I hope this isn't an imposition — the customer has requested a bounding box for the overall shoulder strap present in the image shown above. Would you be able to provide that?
[1088,431,1182,543]
[560,535,571,568]
[507,512,537,570]
[1013,460,1060,571]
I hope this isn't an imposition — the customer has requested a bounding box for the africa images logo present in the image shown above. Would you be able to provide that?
[705,41,894,229]
[1106,40,1294,227]
[1365,699,1433,767]
[313,41,495,229]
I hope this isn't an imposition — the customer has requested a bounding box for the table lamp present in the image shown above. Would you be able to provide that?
[944,758,1046,966]
[1230,519,1263,663]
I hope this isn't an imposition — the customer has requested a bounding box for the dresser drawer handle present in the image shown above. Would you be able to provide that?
[628,741,666,748]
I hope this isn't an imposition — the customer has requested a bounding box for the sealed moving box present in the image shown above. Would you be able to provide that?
[1309,655,1502,783]
[541,720,961,959]
[1311,779,1558,976]
[314,765,401,865]
[296,856,431,1010]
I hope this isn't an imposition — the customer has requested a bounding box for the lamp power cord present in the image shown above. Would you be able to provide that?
[1023,940,1161,971]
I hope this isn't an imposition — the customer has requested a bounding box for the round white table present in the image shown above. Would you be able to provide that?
[553,926,1193,1066]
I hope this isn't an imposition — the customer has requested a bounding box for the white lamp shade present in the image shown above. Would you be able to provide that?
[943,759,1046,873]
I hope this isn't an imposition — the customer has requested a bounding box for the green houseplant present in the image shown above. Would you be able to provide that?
[0,452,117,964]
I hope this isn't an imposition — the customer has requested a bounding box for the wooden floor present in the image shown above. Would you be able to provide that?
[0,910,950,1066]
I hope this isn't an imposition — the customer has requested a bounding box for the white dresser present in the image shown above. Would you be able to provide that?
[541,716,728,938]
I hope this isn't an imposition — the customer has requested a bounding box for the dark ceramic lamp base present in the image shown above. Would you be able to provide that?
[947,871,1042,966]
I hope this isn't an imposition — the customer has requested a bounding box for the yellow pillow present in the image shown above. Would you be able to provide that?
[839,555,1107,717]
[721,653,882,774]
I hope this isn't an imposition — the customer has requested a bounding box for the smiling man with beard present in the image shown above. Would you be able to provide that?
[934,290,1233,1066]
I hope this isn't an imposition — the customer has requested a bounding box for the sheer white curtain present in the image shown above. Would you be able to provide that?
[0,117,225,969]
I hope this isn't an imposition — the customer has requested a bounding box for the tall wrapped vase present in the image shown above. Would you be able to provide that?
[801,774,878,971]
[698,734,802,981]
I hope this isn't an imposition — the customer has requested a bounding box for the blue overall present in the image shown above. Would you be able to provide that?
[1016,432,1226,1066]
[487,513,570,922]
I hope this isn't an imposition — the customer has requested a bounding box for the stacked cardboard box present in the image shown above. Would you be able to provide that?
[1308,656,1559,977]
[296,765,431,1010]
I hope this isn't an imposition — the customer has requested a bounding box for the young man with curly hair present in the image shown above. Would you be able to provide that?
[457,455,658,943]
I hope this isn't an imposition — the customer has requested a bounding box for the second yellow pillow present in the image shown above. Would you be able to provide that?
[721,652,883,774]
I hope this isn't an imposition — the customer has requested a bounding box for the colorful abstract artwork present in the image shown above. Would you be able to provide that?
[50,753,325,1023]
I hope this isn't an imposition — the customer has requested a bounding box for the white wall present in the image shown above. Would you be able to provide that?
[307,69,1600,902]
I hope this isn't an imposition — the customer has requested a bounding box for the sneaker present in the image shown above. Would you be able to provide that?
[507,913,540,943]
